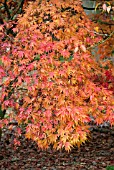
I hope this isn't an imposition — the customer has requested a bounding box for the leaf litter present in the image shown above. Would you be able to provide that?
[0,126,114,170]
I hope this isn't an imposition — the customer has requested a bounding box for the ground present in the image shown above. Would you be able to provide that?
[0,126,114,170]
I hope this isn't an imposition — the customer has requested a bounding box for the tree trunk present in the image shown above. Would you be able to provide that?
[0,106,6,141]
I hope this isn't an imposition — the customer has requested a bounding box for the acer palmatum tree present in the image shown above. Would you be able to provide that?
[0,0,114,151]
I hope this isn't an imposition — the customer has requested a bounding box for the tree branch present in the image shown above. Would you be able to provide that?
[4,0,11,19]
[92,19,114,26]
[87,31,114,50]
[12,0,25,17]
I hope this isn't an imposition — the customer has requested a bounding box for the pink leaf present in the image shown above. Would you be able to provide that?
[74,46,79,53]
[80,44,86,52]
[102,4,107,11]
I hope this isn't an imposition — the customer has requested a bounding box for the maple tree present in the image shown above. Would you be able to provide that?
[0,0,114,151]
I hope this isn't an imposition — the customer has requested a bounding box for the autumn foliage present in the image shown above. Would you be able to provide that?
[0,0,114,151]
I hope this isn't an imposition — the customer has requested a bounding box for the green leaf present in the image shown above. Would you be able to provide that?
[112,50,114,56]
[106,166,114,170]
[59,55,73,62]
[34,55,40,61]
[59,56,65,62]
[104,65,109,70]
[0,59,2,65]
[67,55,73,61]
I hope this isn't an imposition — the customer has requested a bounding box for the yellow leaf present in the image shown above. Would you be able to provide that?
[25,132,31,139]
[94,27,99,32]
[95,3,101,11]
[107,6,111,13]
[49,134,57,143]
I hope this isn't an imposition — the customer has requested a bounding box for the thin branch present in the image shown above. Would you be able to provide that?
[87,31,114,50]
[12,0,25,17]
[85,27,108,36]
[4,0,11,19]
[18,0,25,13]
[82,5,113,12]
[82,6,95,10]
[92,19,114,26]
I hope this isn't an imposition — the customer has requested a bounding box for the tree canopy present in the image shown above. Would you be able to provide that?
[0,0,114,151]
